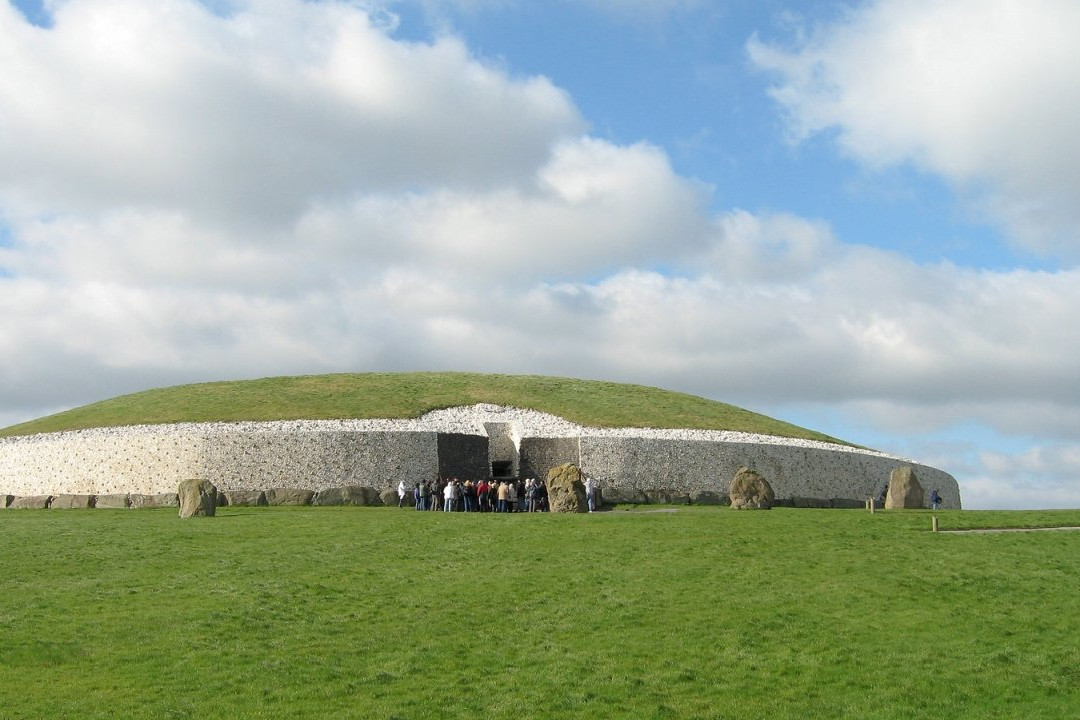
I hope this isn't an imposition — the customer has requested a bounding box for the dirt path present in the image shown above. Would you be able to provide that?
[940,526,1080,534]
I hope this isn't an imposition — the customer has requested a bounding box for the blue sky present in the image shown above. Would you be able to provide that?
[3,0,1079,508]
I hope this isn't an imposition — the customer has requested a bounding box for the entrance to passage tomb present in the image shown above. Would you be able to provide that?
[485,423,519,478]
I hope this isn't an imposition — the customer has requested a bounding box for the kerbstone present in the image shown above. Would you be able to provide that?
[689,490,727,506]
[311,486,381,506]
[50,494,95,509]
[9,495,52,509]
[221,490,267,507]
[129,493,178,509]
[95,494,131,509]
[601,488,649,505]
[265,488,314,506]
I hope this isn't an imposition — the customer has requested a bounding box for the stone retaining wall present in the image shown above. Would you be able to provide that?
[578,437,959,509]
[0,411,962,508]
[0,428,439,496]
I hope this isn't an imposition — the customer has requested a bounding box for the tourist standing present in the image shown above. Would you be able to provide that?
[398,479,407,508]
[477,479,490,512]
[931,489,941,511]
[497,481,509,513]
[432,479,444,511]
[443,480,455,512]
[507,480,518,513]
[585,476,596,513]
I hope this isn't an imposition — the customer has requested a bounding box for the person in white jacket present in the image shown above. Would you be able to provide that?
[397,479,407,508]
[444,479,456,512]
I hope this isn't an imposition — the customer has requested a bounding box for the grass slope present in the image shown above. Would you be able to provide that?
[0,372,849,444]
[1,506,1078,719]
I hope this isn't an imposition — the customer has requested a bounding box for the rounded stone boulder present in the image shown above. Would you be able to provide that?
[728,467,774,510]
[545,463,588,513]
[178,479,218,518]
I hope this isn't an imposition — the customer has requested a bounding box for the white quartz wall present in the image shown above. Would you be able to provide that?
[579,437,960,509]
[0,406,961,507]
[0,426,439,496]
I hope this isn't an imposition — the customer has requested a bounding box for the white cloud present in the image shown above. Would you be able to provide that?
[965,444,1080,509]
[0,0,583,227]
[748,0,1080,256]
[3,0,1080,510]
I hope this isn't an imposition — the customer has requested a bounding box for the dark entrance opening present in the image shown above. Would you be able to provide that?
[491,460,513,478]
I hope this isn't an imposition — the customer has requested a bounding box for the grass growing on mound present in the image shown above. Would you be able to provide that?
[1,507,1078,719]
[0,372,848,444]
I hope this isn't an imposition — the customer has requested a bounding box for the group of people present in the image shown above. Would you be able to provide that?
[398,477,551,513]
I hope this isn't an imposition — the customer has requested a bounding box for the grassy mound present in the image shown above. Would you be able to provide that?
[1,372,849,444]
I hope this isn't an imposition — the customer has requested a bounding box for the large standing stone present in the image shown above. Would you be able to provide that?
[312,486,382,506]
[885,467,924,509]
[264,488,315,506]
[1,495,11,508]
[728,467,775,510]
[545,463,588,513]
[178,479,217,518]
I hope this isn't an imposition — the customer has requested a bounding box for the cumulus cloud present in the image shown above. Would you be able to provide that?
[748,0,1080,256]
[0,0,583,227]
[965,443,1080,509]
[3,0,1080,509]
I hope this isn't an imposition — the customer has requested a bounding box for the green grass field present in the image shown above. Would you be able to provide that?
[0,372,849,445]
[2,506,1077,719]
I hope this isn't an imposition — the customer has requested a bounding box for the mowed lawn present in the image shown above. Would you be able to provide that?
[2,507,1078,719]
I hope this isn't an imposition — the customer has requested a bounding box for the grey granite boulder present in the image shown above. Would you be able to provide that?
[95,494,131,509]
[645,490,690,505]
[379,488,400,506]
[265,488,314,506]
[221,490,267,507]
[129,492,179,509]
[50,494,95,509]
[885,466,924,509]
[178,479,217,518]
[545,463,588,513]
[793,496,831,509]
[9,495,52,509]
[728,467,775,510]
[312,486,382,506]
[129,493,178,509]
[600,487,649,505]
[689,490,727,506]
